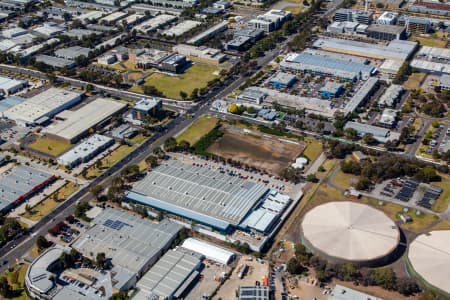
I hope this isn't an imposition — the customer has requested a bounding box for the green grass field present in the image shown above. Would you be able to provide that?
[410,36,448,48]
[83,145,136,178]
[22,182,79,221]
[431,173,450,213]
[28,136,72,157]
[176,116,219,145]
[131,64,219,100]
[1,263,29,300]
[302,137,323,162]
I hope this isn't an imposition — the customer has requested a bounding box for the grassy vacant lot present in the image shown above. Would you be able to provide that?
[302,137,323,162]
[404,73,426,90]
[431,173,450,213]
[1,263,29,300]
[176,116,219,144]
[22,182,79,221]
[131,64,219,100]
[28,136,72,157]
[84,144,136,178]
[130,133,148,144]
[410,36,448,48]
[333,169,359,188]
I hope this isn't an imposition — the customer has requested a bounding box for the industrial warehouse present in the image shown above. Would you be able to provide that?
[301,202,401,266]
[3,87,83,126]
[126,160,291,237]
[72,208,182,284]
[407,230,450,296]
[44,97,127,143]
[0,165,55,213]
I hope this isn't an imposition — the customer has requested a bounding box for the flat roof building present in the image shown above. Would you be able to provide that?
[33,22,65,37]
[160,53,187,73]
[439,74,450,90]
[100,11,127,24]
[54,46,92,60]
[44,97,127,143]
[134,14,177,33]
[35,54,76,69]
[3,87,82,126]
[313,37,417,61]
[0,75,27,95]
[72,208,182,277]
[378,108,398,128]
[344,121,399,143]
[126,160,270,232]
[132,98,162,120]
[133,249,202,300]
[163,20,201,37]
[0,165,55,213]
[186,20,227,45]
[236,87,267,104]
[269,72,296,88]
[248,9,291,33]
[366,24,406,41]
[57,134,114,167]
[173,44,226,65]
[25,245,66,298]
[280,52,375,81]
[378,84,403,107]
[417,46,450,63]
[410,59,450,75]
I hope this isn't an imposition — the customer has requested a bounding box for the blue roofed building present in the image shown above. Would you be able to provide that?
[280,52,376,82]
[320,81,344,98]
[269,72,296,88]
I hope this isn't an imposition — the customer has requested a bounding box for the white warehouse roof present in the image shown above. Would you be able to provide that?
[408,231,450,295]
[181,238,235,265]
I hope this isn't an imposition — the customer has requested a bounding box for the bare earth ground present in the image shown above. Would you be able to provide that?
[208,126,305,175]
[214,256,269,300]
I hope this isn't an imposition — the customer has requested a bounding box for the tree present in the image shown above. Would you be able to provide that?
[419,290,444,300]
[177,140,190,152]
[356,176,371,190]
[228,103,238,114]
[120,165,140,181]
[374,268,397,290]
[179,91,188,100]
[0,277,11,297]
[190,88,199,99]
[96,252,106,269]
[362,133,376,145]
[145,155,158,168]
[396,277,419,296]
[163,137,178,152]
[60,252,75,269]
[344,128,358,140]
[306,173,318,182]
[36,235,50,251]
[287,257,306,275]
[90,185,103,200]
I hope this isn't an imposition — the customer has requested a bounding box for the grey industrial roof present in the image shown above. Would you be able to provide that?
[0,75,26,92]
[239,286,270,300]
[57,134,113,166]
[134,249,202,300]
[440,74,450,86]
[367,23,405,34]
[0,95,25,112]
[343,77,378,114]
[0,165,53,212]
[44,97,126,142]
[302,48,368,64]
[269,72,296,85]
[330,285,381,300]
[72,208,181,274]
[35,54,74,68]
[64,29,100,38]
[134,98,161,111]
[127,160,269,231]
[54,46,92,60]
[282,52,375,80]
[344,121,392,142]
[313,37,417,61]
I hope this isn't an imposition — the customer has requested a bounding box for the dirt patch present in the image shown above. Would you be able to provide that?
[207,126,305,175]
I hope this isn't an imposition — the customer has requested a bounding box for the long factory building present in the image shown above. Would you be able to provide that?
[44,97,127,143]
[280,51,376,81]
[3,87,83,126]
[126,160,291,234]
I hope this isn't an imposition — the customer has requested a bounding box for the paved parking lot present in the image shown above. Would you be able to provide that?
[185,261,229,300]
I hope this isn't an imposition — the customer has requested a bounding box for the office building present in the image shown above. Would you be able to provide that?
[398,16,430,34]
[376,11,398,25]
[173,44,226,65]
[132,98,162,120]
[269,72,296,88]
[334,8,373,24]
[366,24,406,41]
[248,9,291,32]
[57,134,114,167]
[320,81,344,98]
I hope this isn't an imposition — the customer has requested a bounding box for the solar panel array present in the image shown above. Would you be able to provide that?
[103,219,132,231]
[131,160,269,226]
[417,186,442,209]
[395,179,418,202]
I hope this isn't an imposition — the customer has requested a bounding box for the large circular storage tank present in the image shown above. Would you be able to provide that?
[301,201,400,266]
[408,231,450,295]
